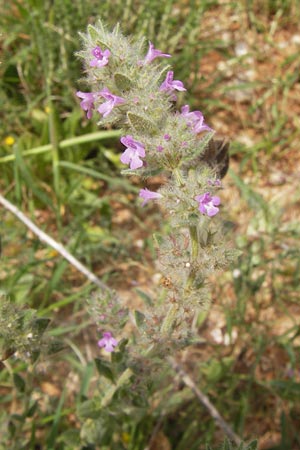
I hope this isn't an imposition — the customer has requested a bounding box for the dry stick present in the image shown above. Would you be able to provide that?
[0,194,108,291]
[169,357,242,446]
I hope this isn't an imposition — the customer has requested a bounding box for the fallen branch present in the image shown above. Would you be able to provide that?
[0,194,108,291]
[169,357,242,446]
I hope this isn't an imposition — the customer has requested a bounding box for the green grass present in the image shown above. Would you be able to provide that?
[1,0,300,448]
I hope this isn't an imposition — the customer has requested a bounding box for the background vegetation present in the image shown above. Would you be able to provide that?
[1,0,300,448]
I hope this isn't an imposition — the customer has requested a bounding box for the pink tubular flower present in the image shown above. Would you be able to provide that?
[195,192,220,217]
[97,88,125,117]
[139,188,163,206]
[181,105,212,134]
[144,42,171,64]
[90,46,111,68]
[76,91,96,119]
[97,331,118,352]
[160,71,186,93]
[120,135,146,169]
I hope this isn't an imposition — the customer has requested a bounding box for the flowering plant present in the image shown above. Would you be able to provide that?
[77,20,236,355]
[76,19,242,447]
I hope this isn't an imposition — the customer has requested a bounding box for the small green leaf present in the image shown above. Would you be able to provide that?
[30,350,40,363]
[111,339,128,364]
[114,73,133,91]
[94,358,115,383]
[13,373,25,393]
[46,340,66,355]
[127,112,158,135]
[135,289,154,307]
[245,440,258,450]
[134,310,146,329]
[27,400,38,418]
[77,399,102,419]
[32,317,50,335]
[59,429,81,446]
[118,338,128,353]
[87,24,99,41]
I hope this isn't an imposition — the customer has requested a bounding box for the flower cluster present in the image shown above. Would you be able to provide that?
[77,21,232,353]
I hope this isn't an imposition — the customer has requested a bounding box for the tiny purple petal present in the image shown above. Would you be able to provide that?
[90,46,111,68]
[97,331,118,352]
[157,145,164,152]
[160,71,186,93]
[144,42,171,64]
[181,105,212,134]
[208,178,222,187]
[97,88,125,118]
[76,91,96,119]
[195,192,220,217]
[120,135,145,170]
[139,188,163,206]
[163,134,171,141]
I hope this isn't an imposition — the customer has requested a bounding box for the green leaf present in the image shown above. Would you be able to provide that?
[87,24,99,41]
[134,310,146,329]
[245,441,258,450]
[117,338,128,353]
[32,318,50,335]
[77,398,102,420]
[27,401,38,418]
[127,112,158,135]
[114,73,133,91]
[135,289,154,307]
[13,373,26,393]
[94,358,115,383]
[59,429,81,446]
[46,386,66,448]
[30,350,40,363]
[46,340,66,355]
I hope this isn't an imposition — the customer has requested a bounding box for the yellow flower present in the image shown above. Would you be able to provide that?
[121,432,130,444]
[4,136,15,146]
[45,106,51,114]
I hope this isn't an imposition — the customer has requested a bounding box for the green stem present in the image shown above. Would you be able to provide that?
[0,131,121,164]
[189,225,199,260]
[185,225,200,291]
[47,95,61,230]
[160,304,179,335]
[173,168,185,187]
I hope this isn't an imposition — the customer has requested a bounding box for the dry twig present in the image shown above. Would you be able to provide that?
[169,357,242,446]
[0,194,108,291]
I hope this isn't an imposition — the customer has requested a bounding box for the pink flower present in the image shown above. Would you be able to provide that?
[143,42,171,64]
[97,88,125,117]
[181,105,212,134]
[160,71,186,93]
[76,91,96,119]
[90,46,111,68]
[139,188,162,206]
[97,331,118,352]
[120,135,146,169]
[195,192,220,217]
